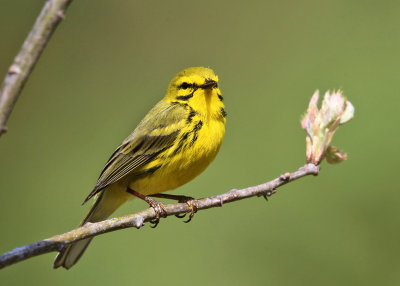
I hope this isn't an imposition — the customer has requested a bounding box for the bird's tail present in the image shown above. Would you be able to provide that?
[53,185,131,269]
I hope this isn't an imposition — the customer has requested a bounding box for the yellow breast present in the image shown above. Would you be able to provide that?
[130,90,226,195]
[129,116,225,195]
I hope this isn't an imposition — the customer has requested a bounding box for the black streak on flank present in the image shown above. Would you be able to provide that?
[172,132,190,156]
[186,107,197,123]
[190,120,203,146]
[220,107,227,118]
[176,87,198,101]
[218,94,223,101]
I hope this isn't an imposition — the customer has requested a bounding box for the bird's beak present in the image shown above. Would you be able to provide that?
[200,79,218,89]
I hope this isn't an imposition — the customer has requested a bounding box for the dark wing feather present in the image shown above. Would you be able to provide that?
[94,132,179,190]
[82,101,188,204]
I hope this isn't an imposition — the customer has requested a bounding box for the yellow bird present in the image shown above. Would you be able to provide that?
[54,67,226,269]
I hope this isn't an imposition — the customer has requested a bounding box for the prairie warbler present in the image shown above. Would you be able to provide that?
[54,67,226,269]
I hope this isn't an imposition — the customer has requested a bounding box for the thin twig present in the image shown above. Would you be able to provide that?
[0,163,319,269]
[0,0,73,137]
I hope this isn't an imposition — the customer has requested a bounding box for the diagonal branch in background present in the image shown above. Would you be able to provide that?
[0,163,319,270]
[0,0,73,137]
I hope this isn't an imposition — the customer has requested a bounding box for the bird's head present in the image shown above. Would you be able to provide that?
[165,67,224,118]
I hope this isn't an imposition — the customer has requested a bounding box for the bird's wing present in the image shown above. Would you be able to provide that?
[83,101,188,204]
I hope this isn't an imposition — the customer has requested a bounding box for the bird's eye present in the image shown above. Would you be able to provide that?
[179,82,192,90]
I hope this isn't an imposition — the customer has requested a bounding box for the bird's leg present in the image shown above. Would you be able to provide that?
[149,193,198,223]
[150,193,195,202]
[127,188,167,228]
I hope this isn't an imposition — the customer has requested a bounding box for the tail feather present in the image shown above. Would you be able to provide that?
[53,186,130,269]
[53,238,93,270]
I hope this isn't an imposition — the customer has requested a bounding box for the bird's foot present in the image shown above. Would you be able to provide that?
[149,193,198,223]
[146,198,167,228]
[127,188,167,228]
[181,199,198,223]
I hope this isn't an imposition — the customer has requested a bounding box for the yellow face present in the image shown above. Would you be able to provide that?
[165,67,224,119]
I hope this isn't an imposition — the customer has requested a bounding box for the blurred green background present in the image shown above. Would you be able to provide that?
[1,0,399,285]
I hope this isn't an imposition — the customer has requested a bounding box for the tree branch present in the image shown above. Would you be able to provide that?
[0,0,73,137]
[0,163,319,269]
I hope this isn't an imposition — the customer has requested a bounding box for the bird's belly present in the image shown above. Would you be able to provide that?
[129,121,224,195]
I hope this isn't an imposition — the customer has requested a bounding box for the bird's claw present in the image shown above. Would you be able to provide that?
[148,200,167,228]
[174,196,198,223]
[183,200,198,223]
[175,213,187,219]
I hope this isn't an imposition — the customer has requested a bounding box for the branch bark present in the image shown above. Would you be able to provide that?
[0,0,73,137]
[0,163,319,270]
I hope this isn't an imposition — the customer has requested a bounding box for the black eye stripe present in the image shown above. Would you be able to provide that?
[176,86,198,101]
[179,82,194,90]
